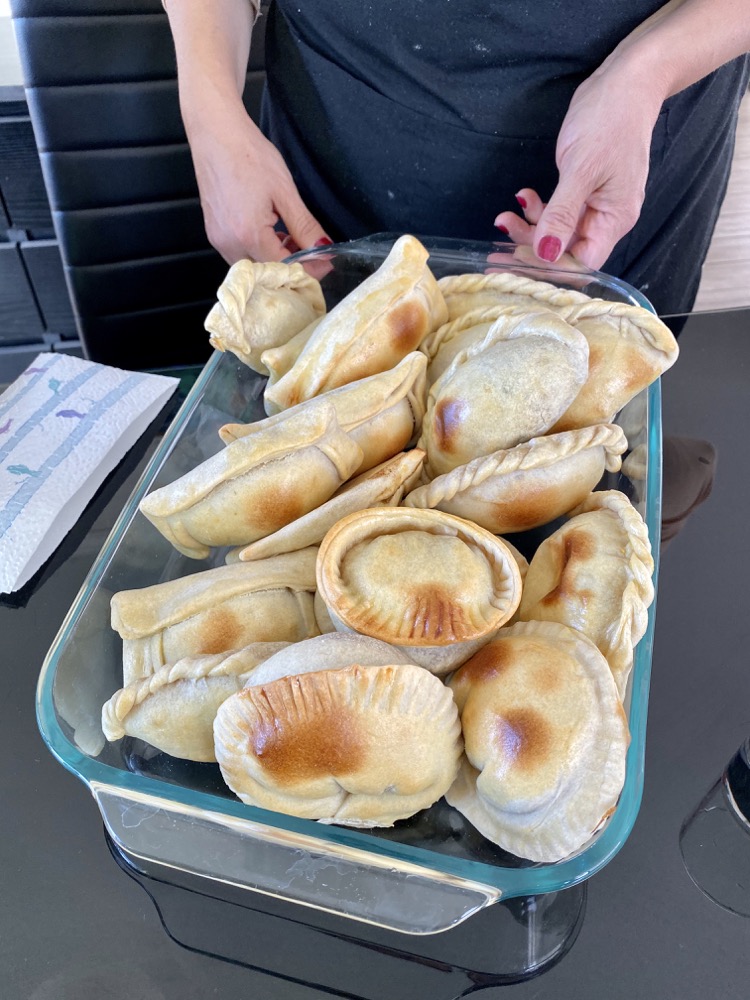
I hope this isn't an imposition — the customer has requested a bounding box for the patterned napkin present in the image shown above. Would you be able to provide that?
[0,352,179,593]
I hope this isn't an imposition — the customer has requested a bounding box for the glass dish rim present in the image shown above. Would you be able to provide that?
[35,234,662,899]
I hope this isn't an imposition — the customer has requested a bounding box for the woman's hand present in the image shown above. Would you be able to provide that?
[189,102,331,264]
[494,56,667,270]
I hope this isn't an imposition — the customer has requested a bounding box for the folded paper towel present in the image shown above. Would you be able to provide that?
[0,353,179,593]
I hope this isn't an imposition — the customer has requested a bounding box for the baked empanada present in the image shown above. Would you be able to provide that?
[101,642,290,761]
[233,449,425,562]
[263,235,447,414]
[516,490,654,697]
[205,259,326,374]
[419,309,589,476]
[316,507,522,668]
[436,271,591,324]
[214,663,462,826]
[219,351,428,476]
[446,620,629,863]
[139,404,363,559]
[404,424,627,534]
[244,632,417,687]
[111,548,321,685]
[550,300,679,431]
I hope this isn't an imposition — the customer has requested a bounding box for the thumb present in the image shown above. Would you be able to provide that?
[275,183,330,251]
[533,171,589,264]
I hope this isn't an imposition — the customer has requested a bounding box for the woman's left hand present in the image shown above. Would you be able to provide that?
[494,56,667,270]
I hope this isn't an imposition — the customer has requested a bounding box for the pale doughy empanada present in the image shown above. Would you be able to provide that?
[446,620,629,863]
[233,449,425,562]
[316,507,522,651]
[435,271,591,325]
[404,424,627,534]
[101,642,290,761]
[214,663,462,827]
[111,548,321,686]
[219,352,428,476]
[419,309,589,476]
[263,235,447,413]
[516,490,654,697]
[139,404,363,559]
[205,259,326,374]
[243,632,417,687]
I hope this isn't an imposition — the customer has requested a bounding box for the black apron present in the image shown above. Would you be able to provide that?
[261,1,749,316]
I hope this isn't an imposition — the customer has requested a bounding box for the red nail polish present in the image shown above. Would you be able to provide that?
[515,194,527,209]
[495,224,509,235]
[314,237,333,247]
[538,235,562,262]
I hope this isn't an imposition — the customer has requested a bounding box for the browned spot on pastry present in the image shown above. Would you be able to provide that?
[456,639,513,683]
[197,608,242,655]
[249,483,308,533]
[249,704,363,785]
[433,398,467,454]
[494,708,550,771]
[540,529,594,606]
[387,300,429,353]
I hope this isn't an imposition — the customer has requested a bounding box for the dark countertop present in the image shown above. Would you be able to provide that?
[4,309,750,1000]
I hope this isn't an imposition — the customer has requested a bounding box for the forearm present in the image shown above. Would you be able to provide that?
[163,0,258,134]
[600,0,750,103]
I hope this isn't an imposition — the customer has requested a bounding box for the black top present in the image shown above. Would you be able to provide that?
[262,2,750,315]
[4,307,750,1000]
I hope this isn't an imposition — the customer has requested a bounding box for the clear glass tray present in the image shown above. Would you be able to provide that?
[36,235,662,935]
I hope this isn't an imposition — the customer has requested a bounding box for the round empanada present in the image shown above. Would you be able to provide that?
[404,424,627,534]
[101,642,290,762]
[418,309,589,476]
[446,620,629,863]
[316,507,522,650]
[214,663,462,827]
[516,490,654,697]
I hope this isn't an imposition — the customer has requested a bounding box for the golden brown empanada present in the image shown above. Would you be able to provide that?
[316,507,522,669]
[111,548,321,685]
[214,663,462,827]
[139,404,363,559]
[101,642,290,761]
[261,317,322,388]
[404,424,627,534]
[418,309,589,476]
[205,259,326,374]
[446,620,629,863]
[515,490,654,697]
[219,351,428,476]
[436,271,591,324]
[263,235,447,414]
[550,300,679,431]
[234,449,425,562]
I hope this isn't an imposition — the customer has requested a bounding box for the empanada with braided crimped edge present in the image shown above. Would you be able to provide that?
[101,642,290,761]
[515,490,654,698]
[404,424,626,534]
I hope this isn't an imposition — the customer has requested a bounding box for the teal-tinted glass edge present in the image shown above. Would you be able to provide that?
[35,245,663,901]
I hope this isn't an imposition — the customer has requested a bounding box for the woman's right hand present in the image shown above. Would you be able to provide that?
[188,102,331,264]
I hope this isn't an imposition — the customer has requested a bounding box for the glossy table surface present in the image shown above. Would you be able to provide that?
[4,309,750,1000]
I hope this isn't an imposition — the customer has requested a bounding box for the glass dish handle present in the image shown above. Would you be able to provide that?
[92,784,500,935]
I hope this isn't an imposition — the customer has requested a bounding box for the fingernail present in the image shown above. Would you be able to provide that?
[314,237,333,247]
[495,224,509,235]
[538,235,562,262]
[515,194,527,209]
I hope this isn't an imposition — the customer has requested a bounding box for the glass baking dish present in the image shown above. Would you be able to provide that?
[36,234,662,935]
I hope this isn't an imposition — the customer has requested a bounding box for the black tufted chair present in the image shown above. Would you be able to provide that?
[10,0,266,370]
